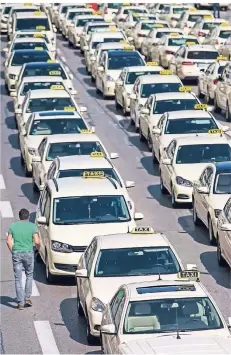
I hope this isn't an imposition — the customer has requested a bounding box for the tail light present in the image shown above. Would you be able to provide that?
[182,62,195,65]
[120,18,126,22]
[198,31,206,36]
[104,8,108,14]
[165,50,174,54]
[138,34,146,37]
[213,79,218,85]
[184,23,188,28]
[171,17,176,21]
[216,39,219,45]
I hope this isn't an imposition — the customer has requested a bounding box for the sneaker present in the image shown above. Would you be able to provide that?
[24,300,32,307]
[17,305,24,310]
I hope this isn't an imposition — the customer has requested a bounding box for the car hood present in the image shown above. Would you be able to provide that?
[108,69,122,81]
[210,194,230,211]
[124,84,133,94]
[8,66,21,75]
[174,163,210,182]
[26,135,45,149]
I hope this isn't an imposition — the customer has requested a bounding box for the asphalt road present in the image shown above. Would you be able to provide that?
[1,16,231,354]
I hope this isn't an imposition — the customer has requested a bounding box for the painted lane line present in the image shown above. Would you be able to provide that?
[34,321,60,354]
[0,201,14,218]
[0,175,6,189]
[21,272,40,297]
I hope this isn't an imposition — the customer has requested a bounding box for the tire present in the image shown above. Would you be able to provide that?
[139,126,145,142]
[96,86,100,94]
[91,75,95,82]
[115,95,120,110]
[100,332,105,354]
[160,173,168,194]
[20,153,24,165]
[45,252,54,284]
[32,179,38,193]
[122,99,128,116]
[217,236,226,266]
[147,131,152,152]
[214,95,221,114]
[208,216,217,246]
[225,103,231,122]
[171,186,178,208]
[198,82,204,99]
[86,314,97,345]
[76,294,84,316]
[192,199,202,226]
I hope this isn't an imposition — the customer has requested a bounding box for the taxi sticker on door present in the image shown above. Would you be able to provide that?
[179,86,191,92]
[90,152,104,157]
[208,129,223,134]
[83,171,105,178]
[194,104,207,109]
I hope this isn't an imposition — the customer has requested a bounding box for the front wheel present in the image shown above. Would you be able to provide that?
[192,199,202,226]
[225,103,231,122]
[217,236,226,266]
[86,315,97,345]
[208,217,217,246]
[45,253,54,284]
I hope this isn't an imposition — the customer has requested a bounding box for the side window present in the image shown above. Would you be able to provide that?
[38,139,46,158]
[157,115,166,132]
[85,240,97,273]
[25,115,33,134]
[147,97,153,111]
[110,289,125,320]
[40,187,48,215]
[44,191,51,222]
[205,64,213,75]
[166,140,176,160]
[47,162,56,180]
[199,169,207,186]
[99,52,104,66]
[114,295,126,330]
[206,168,214,189]
[224,198,231,222]
[181,48,186,58]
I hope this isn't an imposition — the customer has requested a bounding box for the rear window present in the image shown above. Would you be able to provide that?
[108,53,145,70]
[3,7,11,14]
[123,9,147,15]
[22,64,67,79]
[203,22,218,30]
[11,51,50,66]
[141,23,158,30]
[61,6,76,14]
[92,37,124,48]
[15,18,50,31]
[187,50,219,60]
[173,8,186,14]
[220,30,231,39]
[168,38,199,46]
[188,15,204,22]
[12,41,48,51]
[77,18,102,27]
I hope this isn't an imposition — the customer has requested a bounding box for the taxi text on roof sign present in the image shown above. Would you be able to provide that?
[160,69,173,75]
[204,15,213,19]
[220,22,229,27]
[194,103,207,110]
[208,129,223,134]
[64,107,75,111]
[130,227,154,234]
[122,3,131,6]
[120,40,127,44]
[24,2,32,5]
[34,47,43,50]
[33,34,44,38]
[93,11,102,15]
[153,24,164,28]
[217,56,228,61]
[170,33,180,37]
[147,62,158,66]
[90,152,104,157]
[36,26,45,30]
[49,71,61,76]
[178,270,200,281]
[123,45,134,50]
[47,59,56,63]
[80,129,93,134]
[50,85,64,90]
[186,41,196,45]
[83,171,105,178]
[179,86,191,92]
[189,7,197,11]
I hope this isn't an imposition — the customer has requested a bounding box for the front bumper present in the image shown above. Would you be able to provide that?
[6,77,16,91]
[49,250,84,276]
[0,23,7,33]
[173,184,193,203]
[178,67,201,81]
[103,81,116,96]
[88,308,103,337]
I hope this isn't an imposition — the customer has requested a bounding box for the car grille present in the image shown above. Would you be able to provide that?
[72,246,87,252]
[54,263,77,272]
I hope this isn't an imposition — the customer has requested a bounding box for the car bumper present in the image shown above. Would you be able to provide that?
[49,250,83,276]
[173,184,193,203]
[25,153,35,172]
[0,24,7,33]
[104,82,116,96]
[179,67,201,80]
[7,78,16,91]
[74,36,80,46]
[88,309,103,337]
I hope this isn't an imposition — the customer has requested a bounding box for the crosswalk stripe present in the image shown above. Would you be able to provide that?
[21,272,40,297]
[34,321,60,354]
[0,201,14,218]
[0,175,6,189]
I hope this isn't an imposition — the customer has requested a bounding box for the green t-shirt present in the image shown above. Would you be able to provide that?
[8,221,38,252]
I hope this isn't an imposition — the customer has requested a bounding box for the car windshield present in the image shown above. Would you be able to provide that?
[94,247,181,277]
[187,51,218,60]
[46,141,104,161]
[68,11,88,20]
[203,22,218,30]
[77,18,102,27]
[29,118,87,135]
[220,30,231,39]
[141,23,158,30]
[108,3,121,8]
[176,144,231,164]
[61,5,76,14]
[3,7,11,14]
[12,42,48,51]
[87,24,110,34]
[214,173,231,194]
[168,38,199,45]
[53,195,131,224]
[141,83,182,98]
[16,34,49,43]
[92,37,124,49]
[165,117,218,134]
[26,98,74,113]
[21,81,64,95]
[123,297,223,334]
[156,31,171,38]
[108,54,144,70]
[123,9,147,14]
[154,99,198,114]
[58,168,121,186]
[173,8,186,14]
[11,51,50,66]
[188,15,204,22]
[15,18,50,31]
[126,70,160,84]
[22,64,67,79]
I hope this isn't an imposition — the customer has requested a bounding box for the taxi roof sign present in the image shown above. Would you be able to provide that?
[24,2,32,5]
[90,152,104,157]
[179,86,191,92]
[34,47,43,50]
[217,56,228,61]
[186,41,196,45]
[93,11,102,15]
[50,85,64,90]
[122,3,131,5]
[83,171,105,178]
[220,22,229,27]
[130,227,154,234]
[49,71,61,76]
[80,129,93,134]
[189,7,197,11]
[153,24,164,27]
[64,107,75,111]
[123,45,134,50]
[170,33,180,37]
[208,129,223,134]
[204,15,213,19]
[33,33,44,37]
[178,270,200,281]
[120,40,127,43]
[36,26,45,30]
[147,62,158,66]
[34,11,43,15]
[47,59,56,63]
[194,103,207,110]
[160,69,173,75]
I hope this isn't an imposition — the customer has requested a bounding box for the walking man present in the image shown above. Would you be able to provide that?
[213,3,220,18]
[7,209,40,310]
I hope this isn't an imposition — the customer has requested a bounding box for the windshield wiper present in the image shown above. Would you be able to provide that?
[55,221,78,225]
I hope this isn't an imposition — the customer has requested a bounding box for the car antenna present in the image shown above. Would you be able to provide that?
[175,305,181,340]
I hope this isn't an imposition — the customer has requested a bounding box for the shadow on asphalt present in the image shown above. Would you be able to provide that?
[8,133,19,150]
[77,67,87,76]
[6,100,14,113]
[0,82,7,93]
[128,135,150,153]
[21,183,39,205]
[147,184,174,209]
[83,77,95,88]
[5,115,17,130]
[86,88,101,99]
[0,296,18,309]
[140,156,159,177]
[178,215,211,246]
[10,156,24,177]
[33,260,76,286]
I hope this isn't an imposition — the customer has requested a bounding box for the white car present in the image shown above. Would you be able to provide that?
[4,49,53,92]
[159,135,231,207]
[67,15,103,48]
[158,4,192,27]
[198,57,229,104]
[189,18,228,43]
[130,73,183,131]
[219,35,231,61]
[76,227,187,343]
[101,273,231,354]
[169,44,219,81]
[193,162,231,245]
[0,4,15,34]
[3,38,51,59]
[15,88,87,127]
[203,23,231,49]
[123,13,157,38]
[9,31,55,53]
[176,9,214,34]
[96,47,145,98]
[115,6,149,26]
[19,110,91,177]
[6,5,40,34]
[101,3,121,20]
[214,62,231,120]
[150,34,199,67]
[132,20,169,50]
[53,4,82,31]
[60,7,94,38]
[217,196,231,268]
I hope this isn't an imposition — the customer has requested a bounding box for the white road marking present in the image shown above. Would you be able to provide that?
[0,175,6,189]
[21,272,40,297]
[34,321,60,354]
[114,114,125,128]
[0,201,14,218]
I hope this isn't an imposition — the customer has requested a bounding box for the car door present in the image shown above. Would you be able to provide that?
[97,52,106,90]
[141,96,153,138]
[152,114,166,160]
[200,64,212,94]
[198,167,213,226]
[116,70,126,105]
[205,63,216,95]
[19,114,32,156]
[176,47,186,75]
[130,79,139,119]
[36,187,51,261]
[170,47,181,73]
[110,291,126,354]
[44,161,57,185]
[217,68,229,110]
[161,140,176,192]
[224,199,231,265]
[33,139,47,187]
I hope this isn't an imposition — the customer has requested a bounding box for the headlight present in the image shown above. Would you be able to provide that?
[138,104,143,110]
[127,93,131,97]
[9,74,16,79]
[51,241,73,253]
[176,176,192,187]
[91,297,105,312]
[214,209,222,218]
[106,75,114,82]
[28,147,36,155]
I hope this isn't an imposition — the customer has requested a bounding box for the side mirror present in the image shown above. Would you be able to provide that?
[228,317,231,329]
[141,108,149,115]
[98,66,104,72]
[222,125,230,132]
[125,180,135,188]
[91,55,96,61]
[75,268,88,278]
[116,80,123,87]
[69,74,73,80]
[110,152,119,159]
[91,126,95,133]
[197,186,209,194]
[220,223,231,232]
[37,216,47,225]
[186,263,197,270]
[152,127,161,135]
[3,48,9,53]
[32,156,42,163]
[101,324,117,335]
[15,108,22,114]
[162,158,171,165]
[83,45,89,51]
[53,27,57,33]
[130,93,137,100]
[134,212,144,220]
[10,91,16,97]
[21,127,26,136]
[79,106,87,113]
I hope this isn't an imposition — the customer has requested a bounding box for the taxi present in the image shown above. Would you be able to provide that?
[15,88,87,127]
[19,111,91,177]
[214,62,231,119]
[95,48,145,99]
[31,133,119,190]
[67,15,103,47]
[84,30,127,74]
[158,4,192,27]
[130,72,184,132]
[0,4,16,34]
[122,13,157,38]
[101,3,121,20]
[139,92,203,152]
[150,34,199,68]
[219,35,231,62]
[6,4,40,32]
[16,61,75,95]
[189,18,228,43]
[159,135,231,207]
[35,174,143,283]
[53,4,80,31]
[217,196,231,268]
[141,27,183,59]
[101,271,231,353]
[75,227,189,343]
[3,38,50,59]
[176,9,214,35]
[115,64,164,116]
[4,49,53,93]
[9,31,55,53]
[47,2,60,24]
[132,20,169,51]
[60,7,94,38]
[198,56,229,104]
[115,6,149,25]
[192,162,231,245]
[151,109,229,163]
[44,154,135,192]
[203,23,231,49]
[169,45,219,81]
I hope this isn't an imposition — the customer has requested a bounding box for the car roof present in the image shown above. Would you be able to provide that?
[24,61,63,68]
[139,74,182,84]
[33,111,82,119]
[175,135,229,146]
[127,280,206,301]
[29,89,71,98]
[15,11,47,18]
[92,32,123,40]
[97,232,170,249]
[57,155,112,170]
[166,109,212,119]
[154,92,197,101]
[125,65,163,72]
[12,38,46,43]
[107,50,140,57]
[187,45,218,51]
[45,133,100,143]
[21,76,64,84]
